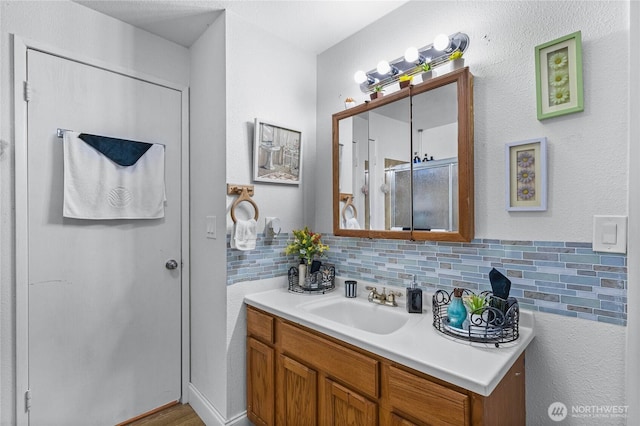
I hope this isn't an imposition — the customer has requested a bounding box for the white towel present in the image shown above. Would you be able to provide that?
[346,217,361,229]
[230,219,257,251]
[63,131,165,219]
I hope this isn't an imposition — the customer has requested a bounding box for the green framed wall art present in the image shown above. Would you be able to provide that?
[535,31,584,120]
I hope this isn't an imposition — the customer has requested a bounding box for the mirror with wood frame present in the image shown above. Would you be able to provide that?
[332,67,474,242]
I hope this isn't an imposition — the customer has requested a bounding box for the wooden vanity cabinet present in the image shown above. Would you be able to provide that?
[278,354,318,425]
[324,378,377,425]
[246,305,526,426]
[246,307,276,426]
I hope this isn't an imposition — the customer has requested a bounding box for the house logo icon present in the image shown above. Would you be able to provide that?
[548,402,568,421]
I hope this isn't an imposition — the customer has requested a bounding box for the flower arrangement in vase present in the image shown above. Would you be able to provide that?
[284,226,329,278]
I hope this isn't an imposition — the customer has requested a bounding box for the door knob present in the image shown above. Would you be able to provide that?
[165,259,179,270]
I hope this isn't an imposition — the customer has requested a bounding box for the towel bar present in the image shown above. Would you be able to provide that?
[227,184,259,223]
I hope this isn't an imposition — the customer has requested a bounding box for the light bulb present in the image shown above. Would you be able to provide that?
[404,47,419,63]
[434,33,450,51]
[354,70,368,84]
[377,60,391,75]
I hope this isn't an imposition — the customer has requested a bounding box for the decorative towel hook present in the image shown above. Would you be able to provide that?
[340,193,357,221]
[227,184,259,223]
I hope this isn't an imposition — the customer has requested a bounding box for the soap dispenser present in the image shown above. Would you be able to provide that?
[406,275,423,313]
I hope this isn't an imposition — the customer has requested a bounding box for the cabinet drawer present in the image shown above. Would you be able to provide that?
[386,365,470,426]
[247,307,274,344]
[279,321,379,398]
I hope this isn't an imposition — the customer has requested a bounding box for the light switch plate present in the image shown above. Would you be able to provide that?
[206,215,216,239]
[593,215,627,253]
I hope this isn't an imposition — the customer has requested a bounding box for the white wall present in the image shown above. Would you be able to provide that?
[0,2,189,424]
[527,312,626,425]
[189,11,229,420]
[316,1,629,424]
[316,1,628,242]
[222,10,317,420]
[225,11,317,236]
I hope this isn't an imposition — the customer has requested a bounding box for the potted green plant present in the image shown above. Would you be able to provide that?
[463,293,487,313]
[420,62,433,81]
[463,293,488,327]
[370,85,384,100]
[449,50,465,71]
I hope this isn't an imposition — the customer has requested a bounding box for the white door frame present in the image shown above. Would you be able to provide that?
[13,35,190,425]
[627,2,639,420]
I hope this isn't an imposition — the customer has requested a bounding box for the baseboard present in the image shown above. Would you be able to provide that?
[188,383,250,426]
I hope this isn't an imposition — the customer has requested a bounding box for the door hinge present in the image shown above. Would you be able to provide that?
[23,81,32,102]
[25,389,32,412]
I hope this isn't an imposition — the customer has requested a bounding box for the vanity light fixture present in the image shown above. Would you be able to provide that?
[404,46,425,65]
[353,31,469,94]
[354,70,374,85]
[376,60,398,76]
[433,33,451,51]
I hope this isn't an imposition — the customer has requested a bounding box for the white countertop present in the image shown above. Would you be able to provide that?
[244,277,536,396]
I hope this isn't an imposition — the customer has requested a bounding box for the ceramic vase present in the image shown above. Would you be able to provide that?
[344,100,356,109]
[447,288,467,329]
[450,58,465,71]
[298,263,307,281]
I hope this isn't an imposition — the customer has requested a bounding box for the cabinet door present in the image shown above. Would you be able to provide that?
[277,355,317,425]
[390,413,419,426]
[247,337,275,426]
[324,378,377,426]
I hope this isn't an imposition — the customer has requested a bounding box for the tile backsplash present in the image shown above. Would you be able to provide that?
[227,234,627,325]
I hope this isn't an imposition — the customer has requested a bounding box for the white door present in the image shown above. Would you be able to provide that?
[26,49,182,425]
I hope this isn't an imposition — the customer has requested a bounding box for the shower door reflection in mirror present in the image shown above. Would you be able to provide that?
[410,83,459,232]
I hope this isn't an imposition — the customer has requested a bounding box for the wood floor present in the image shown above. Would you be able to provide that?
[124,403,204,426]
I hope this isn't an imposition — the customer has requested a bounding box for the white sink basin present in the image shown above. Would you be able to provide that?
[300,298,409,335]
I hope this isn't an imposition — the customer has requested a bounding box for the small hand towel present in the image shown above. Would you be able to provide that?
[346,217,361,229]
[230,219,257,251]
[63,131,165,219]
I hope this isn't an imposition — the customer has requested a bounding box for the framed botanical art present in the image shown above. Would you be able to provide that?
[253,118,302,185]
[505,137,548,211]
[535,31,584,120]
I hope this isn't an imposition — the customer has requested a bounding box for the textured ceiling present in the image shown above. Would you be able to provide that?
[75,0,409,52]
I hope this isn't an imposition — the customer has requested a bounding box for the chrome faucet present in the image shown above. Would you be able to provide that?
[366,286,402,307]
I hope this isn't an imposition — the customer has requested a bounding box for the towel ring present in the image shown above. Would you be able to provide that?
[230,187,260,224]
[341,195,357,221]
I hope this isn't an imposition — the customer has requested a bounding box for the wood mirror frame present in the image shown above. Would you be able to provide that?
[332,67,474,242]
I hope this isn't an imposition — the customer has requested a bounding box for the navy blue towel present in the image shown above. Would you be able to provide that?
[78,133,153,167]
[489,267,511,300]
